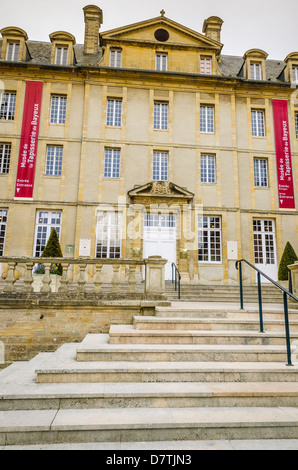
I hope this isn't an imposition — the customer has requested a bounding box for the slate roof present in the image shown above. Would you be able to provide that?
[0,39,287,82]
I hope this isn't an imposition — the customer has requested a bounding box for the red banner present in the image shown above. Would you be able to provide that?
[272,99,295,209]
[15,81,43,198]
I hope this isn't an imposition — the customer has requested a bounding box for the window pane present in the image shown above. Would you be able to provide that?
[198,216,221,263]
[0,92,16,120]
[0,144,11,174]
[96,211,122,259]
[254,158,268,187]
[153,152,168,181]
[110,49,122,67]
[200,106,214,133]
[104,149,120,178]
[45,146,63,176]
[154,102,168,130]
[201,155,215,183]
[106,99,122,126]
[252,110,265,137]
[200,57,211,74]
[50,96,67,124]
[34,211,62,257]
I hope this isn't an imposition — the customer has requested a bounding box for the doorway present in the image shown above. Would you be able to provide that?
[253,219,277,282]
[143,213,176,280]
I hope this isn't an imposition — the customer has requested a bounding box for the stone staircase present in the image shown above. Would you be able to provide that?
[166,282,286,303]
[1,301,298,448]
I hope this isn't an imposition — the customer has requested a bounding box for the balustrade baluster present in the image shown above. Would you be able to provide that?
[128,264,137,292]
[24,262,34,293]
[111,265,120,293]
[77,264,87,293]
[94,263,103,293]
[40,262,52,293]
[3,262,16,292]
[58,262,69,293]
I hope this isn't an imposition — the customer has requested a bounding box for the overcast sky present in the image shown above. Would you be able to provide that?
[1,0,297,59]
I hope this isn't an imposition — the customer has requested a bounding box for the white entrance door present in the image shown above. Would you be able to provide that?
[253,219,278,282]
[143,214,176,281]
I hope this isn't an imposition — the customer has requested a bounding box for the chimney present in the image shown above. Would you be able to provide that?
[83,5,103,54]
[203,16,223,43]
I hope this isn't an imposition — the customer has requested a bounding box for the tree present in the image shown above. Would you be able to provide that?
[278,242,298,281]
[41,228,63,275]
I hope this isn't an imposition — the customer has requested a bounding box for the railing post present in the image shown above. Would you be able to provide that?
[283,291,293,366]
[238,261,244,310]
[257,271,264,333]
[178,272,181,300]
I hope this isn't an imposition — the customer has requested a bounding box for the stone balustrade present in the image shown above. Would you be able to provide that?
[0,256,167,298]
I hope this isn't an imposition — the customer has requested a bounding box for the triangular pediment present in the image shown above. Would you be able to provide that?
[128,181,194,200]
[101,16,222,52]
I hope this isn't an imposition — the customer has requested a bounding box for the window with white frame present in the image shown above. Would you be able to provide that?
[254,158,268,187]
[251,110,265,137]
[292,66,298,83]
[106,98,122,127]
[200,56,212,75]
[45,146,63,176]
[153,102,168,130]
[104,148,121,178]
[6,42,20,61]
[50,95,67,124]
[0,209,8,256]
[250,62,262,80]
[34,211,62,257]
[96,211,122,259]
[55,46,68,65]
[156,53,168,71]
[295,112,298,138]
[198,216,222,263]
[0,144,11,174]
[0,92,16,120]
[201,154,216,183]
[200,105,214,133]
[153,151,168,181]
[110,49,122,67]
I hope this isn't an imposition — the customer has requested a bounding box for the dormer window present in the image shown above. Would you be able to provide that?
[49,31,76,66]
[284,53,298,84]
[55,46,68,66]
[250,62,262,80]
[0,27,28,62]
[200,56,212,75]
[292,66,298,83]
[156,53,167,71]
[110,49,122,67]
[6,42,20,61]
[243,49,268,81]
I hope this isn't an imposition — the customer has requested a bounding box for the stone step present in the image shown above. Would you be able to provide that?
[133,316,298,332]
[155,306,298,320]
[35,358,298,384]
[76,334,289,363]
[3,381,298,411]
[109,325,298,346]
[1,345,298,410]
[2,407,298,445]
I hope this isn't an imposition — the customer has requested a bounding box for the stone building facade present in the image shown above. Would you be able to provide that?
[0,4,297,285]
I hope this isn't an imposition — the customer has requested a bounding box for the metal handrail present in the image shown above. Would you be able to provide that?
[235,259,298,366]
[171,263,181,300]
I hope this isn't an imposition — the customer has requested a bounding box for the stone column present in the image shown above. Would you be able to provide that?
[144,256,167,296]
[288,262,298,302]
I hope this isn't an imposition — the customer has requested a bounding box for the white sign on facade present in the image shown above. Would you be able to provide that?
[227,241,238,260]
[79,239,91,257]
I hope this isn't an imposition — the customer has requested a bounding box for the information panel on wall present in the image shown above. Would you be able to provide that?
[15,81,43,198]
[272,99,295,209]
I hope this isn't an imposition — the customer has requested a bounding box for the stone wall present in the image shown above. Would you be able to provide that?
[0,295,169,365]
